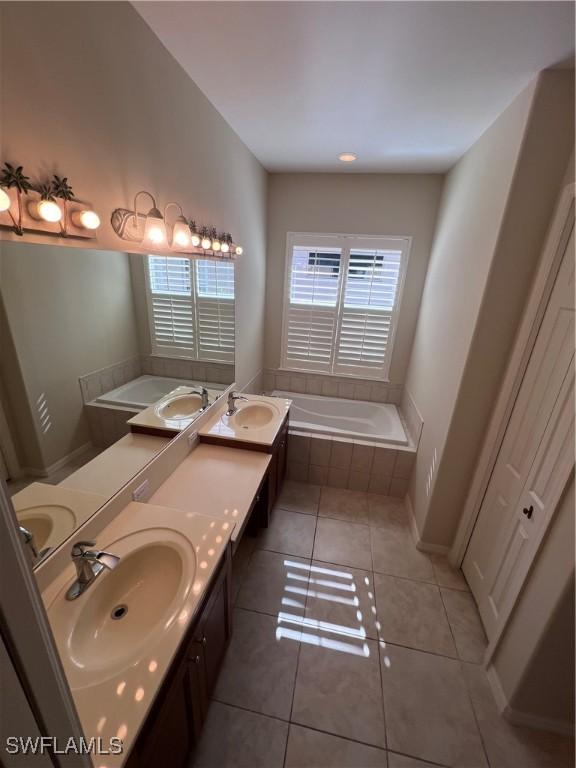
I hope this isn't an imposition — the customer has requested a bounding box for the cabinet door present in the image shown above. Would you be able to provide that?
[197,568,232,698]
[135,664,192,768]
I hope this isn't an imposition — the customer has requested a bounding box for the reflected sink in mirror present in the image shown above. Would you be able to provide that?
[232,402,278,430]
[155,392,204,420]
[12,484,107,555]
[48,528,194,689]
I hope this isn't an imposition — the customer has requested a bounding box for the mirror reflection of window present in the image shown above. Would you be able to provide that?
[145,256,235,363]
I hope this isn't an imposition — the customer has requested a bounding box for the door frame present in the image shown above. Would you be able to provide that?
[450,182,575,566]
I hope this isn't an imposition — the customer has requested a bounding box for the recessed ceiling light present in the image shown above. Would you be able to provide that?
[339,153,357,163]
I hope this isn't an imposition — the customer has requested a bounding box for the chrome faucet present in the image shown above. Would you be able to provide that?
[19,525,51,567]
[226,391,248,416]
[66,539,120,600]
[187,386,209,410]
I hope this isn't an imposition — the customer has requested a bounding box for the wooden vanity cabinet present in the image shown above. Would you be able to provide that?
[125,545,232,768]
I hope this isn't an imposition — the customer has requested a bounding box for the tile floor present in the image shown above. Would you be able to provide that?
[192,481,574,768]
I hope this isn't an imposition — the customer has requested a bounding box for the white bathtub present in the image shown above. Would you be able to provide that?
[272,391,408,446]
[96,375,225,410]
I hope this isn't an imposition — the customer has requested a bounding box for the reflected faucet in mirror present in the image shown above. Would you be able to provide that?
[66,539,121,600]
[18,523,52,566]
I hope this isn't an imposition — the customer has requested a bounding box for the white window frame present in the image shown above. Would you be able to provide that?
[144,255,235,363]
[280,232,411,380]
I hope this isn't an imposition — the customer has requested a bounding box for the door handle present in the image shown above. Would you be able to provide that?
[522,505,534,519]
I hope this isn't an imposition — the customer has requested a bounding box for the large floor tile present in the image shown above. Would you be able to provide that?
[367,495,410,530]
[314,517,373,570]
[370,526,434,582]
[441,588,487,663]
[277,481,320,515]
[374,574,456,657]
[462,663,575,768]
[192,702,288,768]
[430,553,470,591]
[285,724,387,768]
[214,608,299,720]
[236,550,308,618]
[381,644,487,767]
[257,508,316,558]
[305,561,380,641]
[319,487,371,524]
[292,638,386,748]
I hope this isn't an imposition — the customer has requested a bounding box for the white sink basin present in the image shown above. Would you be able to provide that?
[232,402,278,429]
[48,528,194,688]
[156,393,203,420]
[17,505,76,550]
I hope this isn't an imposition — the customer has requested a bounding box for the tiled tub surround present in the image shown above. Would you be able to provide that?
[193,483,573,768]
[287,431,416,497]
[263,368,403,405]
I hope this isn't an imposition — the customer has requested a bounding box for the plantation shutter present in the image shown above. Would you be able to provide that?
[147,256,195,355]
[195,260,235,363]
[283,246,342,371]
[334,248,402,375]
[281,236,409,379]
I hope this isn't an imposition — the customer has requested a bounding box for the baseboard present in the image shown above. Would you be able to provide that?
[405,493,450,554]
[22,441,93,478]
[487,664,575,737]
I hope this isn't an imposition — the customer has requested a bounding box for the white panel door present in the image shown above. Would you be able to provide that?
[463,227,575,639]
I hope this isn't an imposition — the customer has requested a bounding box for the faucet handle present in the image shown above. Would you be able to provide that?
[71,540,96,558]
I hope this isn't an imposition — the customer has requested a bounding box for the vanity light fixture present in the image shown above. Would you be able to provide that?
[110,191,243,256]
[210,228,221,252]
[200,227,212,250]
[165,202,192,250]
[190,220,201,248]
[72,209,101,230]
[0,162,100,239]
[34,182,63,223]
[134,190,167,247]
[339,153,357,162]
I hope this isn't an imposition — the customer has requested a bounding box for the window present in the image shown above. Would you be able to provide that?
[281,233,410,379]
[145,255,235,363]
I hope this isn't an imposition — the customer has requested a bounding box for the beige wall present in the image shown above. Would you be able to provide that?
[0,242,140,470]
[492,477,575,729]
[0,1,267,390]
[405,71,574,546]
[265,173,444,386]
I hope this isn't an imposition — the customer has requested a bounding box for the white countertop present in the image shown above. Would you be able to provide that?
[59,433,170,497]
[198,393,291,447]
[148,443,271,546]
[41,501,233,768]
[127,386,225,434]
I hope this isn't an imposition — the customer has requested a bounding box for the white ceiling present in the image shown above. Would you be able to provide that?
[135,1,574,173]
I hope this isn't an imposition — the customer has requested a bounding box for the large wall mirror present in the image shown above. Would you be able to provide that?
[0,240,235,566]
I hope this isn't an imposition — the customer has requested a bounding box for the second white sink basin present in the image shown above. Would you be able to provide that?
[156,393,203,420]
[231,402,279,430]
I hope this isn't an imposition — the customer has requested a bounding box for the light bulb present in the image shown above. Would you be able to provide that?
[191,233,201,247]
[143,207,167,246]
[201,236,212,250]
[37,199,62,223]
[73,209,100,230]
[0,187,10,212]
[211,238,221,252]
[172,219,191,249]
[221,241,230,254]
[235,245,243,256]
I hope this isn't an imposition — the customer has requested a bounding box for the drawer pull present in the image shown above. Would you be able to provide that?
[202,636,207,646]
[194,655,200,664]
